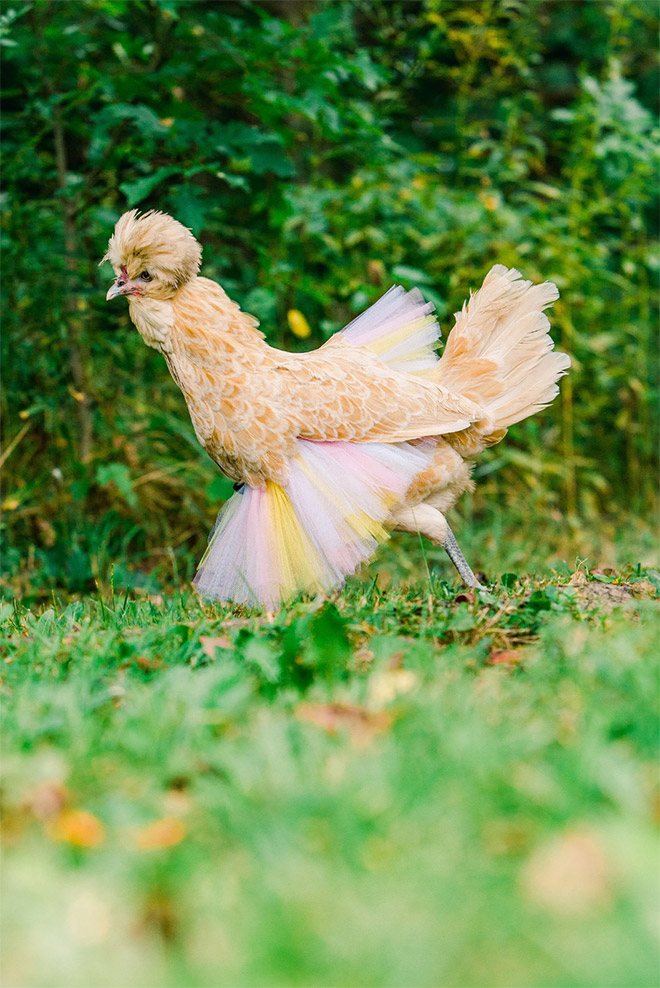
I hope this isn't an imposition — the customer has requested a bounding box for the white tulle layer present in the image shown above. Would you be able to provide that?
[340,285,441,375]
[193,438,433,608]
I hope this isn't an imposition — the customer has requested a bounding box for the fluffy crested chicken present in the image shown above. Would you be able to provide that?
[103,209,570,606]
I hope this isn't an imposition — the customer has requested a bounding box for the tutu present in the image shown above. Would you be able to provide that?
[193,438,432,607]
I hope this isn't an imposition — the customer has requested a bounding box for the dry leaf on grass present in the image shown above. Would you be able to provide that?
[199,635,232,657]
[46,809,105,848]
[134,816,186,850]
[296,702,391,746]
[521,827,612,914]
[135,655,161,671]
[487,649,522,667]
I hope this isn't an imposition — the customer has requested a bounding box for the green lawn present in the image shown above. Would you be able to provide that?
[1,566,658,988]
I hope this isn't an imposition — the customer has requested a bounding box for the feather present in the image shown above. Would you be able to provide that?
[436,266,569,451]
[101,209,202,289]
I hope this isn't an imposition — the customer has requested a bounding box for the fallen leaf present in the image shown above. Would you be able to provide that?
[385,650,404,670]
[135,816,186,850]
[199,635,232,657]
[135,655,162,671]
[47,809,105,848]
[296,702,391,747]
[521,827,612,915]
[487,649,521,667]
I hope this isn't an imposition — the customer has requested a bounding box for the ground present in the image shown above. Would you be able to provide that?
[1,565,658,988]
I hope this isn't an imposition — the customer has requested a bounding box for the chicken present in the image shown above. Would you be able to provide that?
[103,209,570,606]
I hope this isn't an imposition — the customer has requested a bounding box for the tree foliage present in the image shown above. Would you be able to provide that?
[2,0,658,597]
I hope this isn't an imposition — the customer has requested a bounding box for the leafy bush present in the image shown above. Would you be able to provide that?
[2,0,658,597]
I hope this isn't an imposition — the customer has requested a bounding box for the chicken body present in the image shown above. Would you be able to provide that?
[104,209,570,603]
[137,277,480,488]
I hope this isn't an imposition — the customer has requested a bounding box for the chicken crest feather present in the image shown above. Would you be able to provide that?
[101,209,202,287]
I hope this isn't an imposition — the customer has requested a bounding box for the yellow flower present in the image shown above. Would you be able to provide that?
[287,309,311,339]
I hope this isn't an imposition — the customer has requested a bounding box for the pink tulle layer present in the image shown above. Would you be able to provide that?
[340,284,441,375]
[193,438,432,608]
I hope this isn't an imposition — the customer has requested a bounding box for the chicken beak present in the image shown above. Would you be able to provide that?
[106,280,128,301]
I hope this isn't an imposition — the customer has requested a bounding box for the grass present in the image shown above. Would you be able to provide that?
[1,562,659,988]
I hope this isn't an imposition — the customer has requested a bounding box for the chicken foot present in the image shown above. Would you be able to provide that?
[441,523,484,589]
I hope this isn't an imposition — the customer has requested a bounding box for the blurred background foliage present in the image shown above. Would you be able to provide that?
[2,0,658,600]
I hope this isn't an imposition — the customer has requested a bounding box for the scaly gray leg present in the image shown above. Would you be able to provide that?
[441,524,485,589]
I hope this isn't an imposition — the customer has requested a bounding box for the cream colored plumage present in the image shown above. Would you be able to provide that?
[103,209,570,605]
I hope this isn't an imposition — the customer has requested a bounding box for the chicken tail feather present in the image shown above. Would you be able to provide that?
[436,265,570,454]
[194,438,433,607]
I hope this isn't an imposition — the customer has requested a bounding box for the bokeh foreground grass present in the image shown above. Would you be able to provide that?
[1,566,658,988]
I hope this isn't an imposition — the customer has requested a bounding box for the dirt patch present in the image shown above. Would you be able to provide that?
[570,576,658,611]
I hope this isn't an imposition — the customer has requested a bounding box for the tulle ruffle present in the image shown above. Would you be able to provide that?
[193,438,432,607]
[340,284,440,375]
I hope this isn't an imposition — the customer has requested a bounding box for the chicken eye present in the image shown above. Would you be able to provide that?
[140,271,152,281]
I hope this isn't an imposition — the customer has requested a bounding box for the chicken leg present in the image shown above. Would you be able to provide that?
[391,503,484,588]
